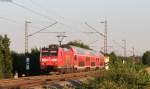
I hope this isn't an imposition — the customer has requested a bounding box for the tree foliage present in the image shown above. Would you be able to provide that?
[78,53,150,89]
[142,51,150,66]
[29,47,40,75]
[66,40,91,49]
[0,36,4,78]
[12,47,41,76]
[11,51,26,76]
[0,35,12,78]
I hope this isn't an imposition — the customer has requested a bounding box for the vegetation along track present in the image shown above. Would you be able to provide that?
[0,71,101,88]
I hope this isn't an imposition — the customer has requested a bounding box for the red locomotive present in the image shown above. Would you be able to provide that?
[40,44,105,73]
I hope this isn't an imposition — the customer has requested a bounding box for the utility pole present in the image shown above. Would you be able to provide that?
[101,20,108,54]
[122,40,126,57]
[25,21,31,54]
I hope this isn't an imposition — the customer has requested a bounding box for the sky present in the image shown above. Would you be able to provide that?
[0,0,150,56]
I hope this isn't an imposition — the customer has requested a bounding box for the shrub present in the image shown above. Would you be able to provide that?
[78,56,150,89]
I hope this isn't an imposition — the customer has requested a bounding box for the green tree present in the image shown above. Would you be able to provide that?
[29,47,40,75]
[0,35,12,78]
[109,52,118,65]
[11,51,26,76]
[0,36,4,78]
[2,35,12,78]
[142,51,150,66]
[12,47,41,76]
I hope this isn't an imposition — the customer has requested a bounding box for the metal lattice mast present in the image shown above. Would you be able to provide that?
[105,20,108,54]
[122,40,127,57]
[101,20,108,54]
[25,21,31,54]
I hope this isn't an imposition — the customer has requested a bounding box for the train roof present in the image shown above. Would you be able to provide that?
[70,46,103,56]
[42,44,103,56]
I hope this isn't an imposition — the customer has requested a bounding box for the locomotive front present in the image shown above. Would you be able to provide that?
[40,45,59,72]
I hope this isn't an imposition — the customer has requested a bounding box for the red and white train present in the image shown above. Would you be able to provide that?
[40,44,105,73]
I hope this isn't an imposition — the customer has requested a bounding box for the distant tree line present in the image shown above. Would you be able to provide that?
[66,40,91,50]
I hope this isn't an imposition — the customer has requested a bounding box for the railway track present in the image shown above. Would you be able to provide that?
[0,71,101,89]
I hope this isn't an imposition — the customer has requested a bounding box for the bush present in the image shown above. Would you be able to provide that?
[78,55,150,89]
[142,51,150,66]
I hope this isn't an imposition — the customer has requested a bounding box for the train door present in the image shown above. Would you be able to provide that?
[78,55,85,70]
[73,54,78,68]
[85,56,90,70]
[95,57,100,69]
[90,56,96,69]
[62,48,72,73]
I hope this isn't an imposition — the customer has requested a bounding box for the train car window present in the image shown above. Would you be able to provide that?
[91,62,95,66]
[86,56,90,61]
[96,58,99,62]
[42,51,50,56]
[79,61,85,67]
[42,52,46,56]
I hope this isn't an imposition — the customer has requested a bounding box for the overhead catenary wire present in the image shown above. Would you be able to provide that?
[26,0,96,39]
[10,1,57,22]
[9,1,96,42]
[29,0,65,20]
[85,21,108,54]
[87,39,99,45]
[10,1,75,30]
[16,2,79,30]
[113,40,124,48]
[1,1,140,55]
[85,22,105,37]
[7,1,138,55]
[0,16,48,30]
[28,22,58,36]
[84,21,138,56]
[0,16,18,23]
[0,16,90,44]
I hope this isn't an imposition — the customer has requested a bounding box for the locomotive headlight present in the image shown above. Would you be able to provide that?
[51,58,57,61]
[42,59,48,62]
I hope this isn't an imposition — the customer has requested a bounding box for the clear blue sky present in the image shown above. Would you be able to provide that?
[0,0,150,56]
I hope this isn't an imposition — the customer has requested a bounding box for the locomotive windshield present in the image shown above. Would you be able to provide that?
[49,50,58,56]
[42,50,58,56]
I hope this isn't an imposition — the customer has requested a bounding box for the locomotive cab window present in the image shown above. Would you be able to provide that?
[41,50,58,56]
[49,50,58,56]
[42,51,50,56]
